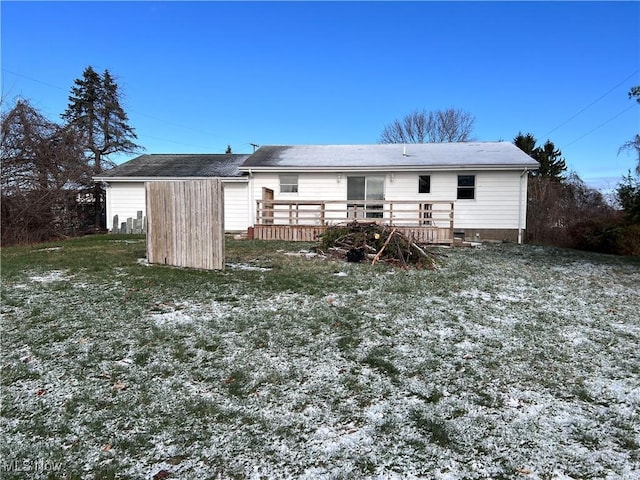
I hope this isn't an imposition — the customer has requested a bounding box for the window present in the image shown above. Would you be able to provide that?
[419,175,431,194]
[347,175,384,218]
[280,174,298,193]
[457,175,475,199]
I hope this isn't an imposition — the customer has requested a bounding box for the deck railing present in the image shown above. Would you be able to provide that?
[256,199,454,228]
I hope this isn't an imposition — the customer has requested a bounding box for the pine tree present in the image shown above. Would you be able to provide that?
[62,66,141,228]
[513,132,566,180]
[535,140,567,179]
[513,131,537,157]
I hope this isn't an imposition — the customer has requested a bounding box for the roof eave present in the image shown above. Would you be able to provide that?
[239,164,538,173]
[93,176,249,183]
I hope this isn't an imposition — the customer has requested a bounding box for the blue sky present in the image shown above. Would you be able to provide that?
[2,1,639,190]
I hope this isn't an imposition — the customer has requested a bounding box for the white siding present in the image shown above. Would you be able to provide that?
[223,182,250,231]
[106,180,250,232]
[250,172,346,202]
[251,170,526,230]
[106,182,146,229]
[250,173,347,225]
[454,171,524,229]
[105,169,527,233]
[390,170,526,229]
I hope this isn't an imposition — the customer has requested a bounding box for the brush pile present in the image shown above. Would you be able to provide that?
[316,221,442,269]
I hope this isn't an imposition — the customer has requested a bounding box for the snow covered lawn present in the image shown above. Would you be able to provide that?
[1,236,639,479]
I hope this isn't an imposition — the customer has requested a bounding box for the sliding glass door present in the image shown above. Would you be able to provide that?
[347,176,384,218]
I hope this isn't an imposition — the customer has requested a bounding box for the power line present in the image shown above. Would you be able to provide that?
[541,70,639,139]
[1,68,68,92]
[1,67,249,149]
[136,134,215,151]
[561,104,637,149]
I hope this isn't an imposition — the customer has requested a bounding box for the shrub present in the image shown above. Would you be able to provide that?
[570,219,640,256]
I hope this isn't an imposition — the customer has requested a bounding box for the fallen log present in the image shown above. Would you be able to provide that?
[316,221,441,269]
[372,227,396,266]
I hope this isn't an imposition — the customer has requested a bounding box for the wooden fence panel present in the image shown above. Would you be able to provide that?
[146,180,224,270]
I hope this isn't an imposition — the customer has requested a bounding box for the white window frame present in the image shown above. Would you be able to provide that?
[279,174,298,194]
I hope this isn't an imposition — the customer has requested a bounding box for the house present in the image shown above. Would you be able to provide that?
[94,142,538,243]
[93,153,250,232]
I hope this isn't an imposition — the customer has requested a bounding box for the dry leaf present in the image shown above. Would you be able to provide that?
[112,380,127,391]
[153,469,172,480]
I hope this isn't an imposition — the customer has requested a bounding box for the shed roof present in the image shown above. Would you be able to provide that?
[240,143,538,170]
[95,154,250,179]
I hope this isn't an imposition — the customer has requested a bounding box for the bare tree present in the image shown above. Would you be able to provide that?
[379,108,475,144]
[618,134,640,175]
[618,86,640,174]
[526,173,614,247]
[1,99,89,245]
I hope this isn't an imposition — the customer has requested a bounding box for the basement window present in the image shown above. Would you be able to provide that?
[418,175,431,194]
[280,174,298,193]
[457,175,475,199]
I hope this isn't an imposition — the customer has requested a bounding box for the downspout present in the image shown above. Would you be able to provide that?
[518,169,528,245]
[248,169,254,227]
[101,181,112,232]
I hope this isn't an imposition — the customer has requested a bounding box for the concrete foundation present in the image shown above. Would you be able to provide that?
[453,228,522,244]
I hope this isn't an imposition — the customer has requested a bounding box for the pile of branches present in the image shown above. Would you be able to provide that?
[316,221,442,269]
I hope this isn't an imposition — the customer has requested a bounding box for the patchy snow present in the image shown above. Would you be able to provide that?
[2,243,639,479]
[33,246,63,252]
[27,270,69,283]
[227,262,272,271]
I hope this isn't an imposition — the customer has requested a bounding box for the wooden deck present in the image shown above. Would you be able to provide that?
[252,224,453,244]
[251,200,455,244]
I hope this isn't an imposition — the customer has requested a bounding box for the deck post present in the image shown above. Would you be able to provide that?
[251,199,455,244]
[256,200,261,225]
[449,202,455,241]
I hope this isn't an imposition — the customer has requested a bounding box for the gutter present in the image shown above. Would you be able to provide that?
[92,176,250,183]
[238,164,539,174]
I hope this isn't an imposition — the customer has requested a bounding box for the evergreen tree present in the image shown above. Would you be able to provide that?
[535,140,567,179]
[513,132,567,180]
[513,131,537,157]
[62,66,141,227]
[617,171,640,224]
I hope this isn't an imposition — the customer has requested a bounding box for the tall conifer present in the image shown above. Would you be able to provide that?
[62,66,141,227]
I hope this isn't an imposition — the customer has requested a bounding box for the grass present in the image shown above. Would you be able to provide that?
[1,235,639,479]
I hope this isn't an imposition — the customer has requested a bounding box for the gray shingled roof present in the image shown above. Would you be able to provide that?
[95,154,250,179]
[240,143,539,169]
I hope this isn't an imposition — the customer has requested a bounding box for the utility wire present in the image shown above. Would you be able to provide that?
[561,104,637,149]
[136,134,215,151]
[1,67,249,149]
[541,70,639,139]
[1,68,68,92]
